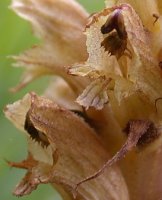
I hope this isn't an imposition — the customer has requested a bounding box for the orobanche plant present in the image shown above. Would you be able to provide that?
[4,0,162,200]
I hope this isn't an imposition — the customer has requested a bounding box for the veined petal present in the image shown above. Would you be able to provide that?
[69,63,94,77]
[10,0,89,91]
[4,93,129,200]
[77,77,110,110]
[11,0,88,41]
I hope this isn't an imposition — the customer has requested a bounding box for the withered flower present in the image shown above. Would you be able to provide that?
[4,0,162,200]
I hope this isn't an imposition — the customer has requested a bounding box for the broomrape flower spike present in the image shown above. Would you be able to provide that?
[3,0,162,200]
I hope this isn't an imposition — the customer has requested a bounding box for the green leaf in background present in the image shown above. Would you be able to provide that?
[0,0,104,199]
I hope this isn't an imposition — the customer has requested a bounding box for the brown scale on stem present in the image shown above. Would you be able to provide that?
[74,120,159,194]
[124,120,160,147]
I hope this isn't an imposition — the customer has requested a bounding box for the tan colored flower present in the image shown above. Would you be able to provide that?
[5,92,129,200]
[10,0,89,93]
[4,0,162,200]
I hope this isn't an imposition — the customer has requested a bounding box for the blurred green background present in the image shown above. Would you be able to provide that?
[0,0,104,200]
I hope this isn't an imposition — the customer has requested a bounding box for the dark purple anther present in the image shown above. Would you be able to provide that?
[101,8,127,40]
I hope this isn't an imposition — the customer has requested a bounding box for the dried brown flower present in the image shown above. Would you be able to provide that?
[4,0,162,200]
